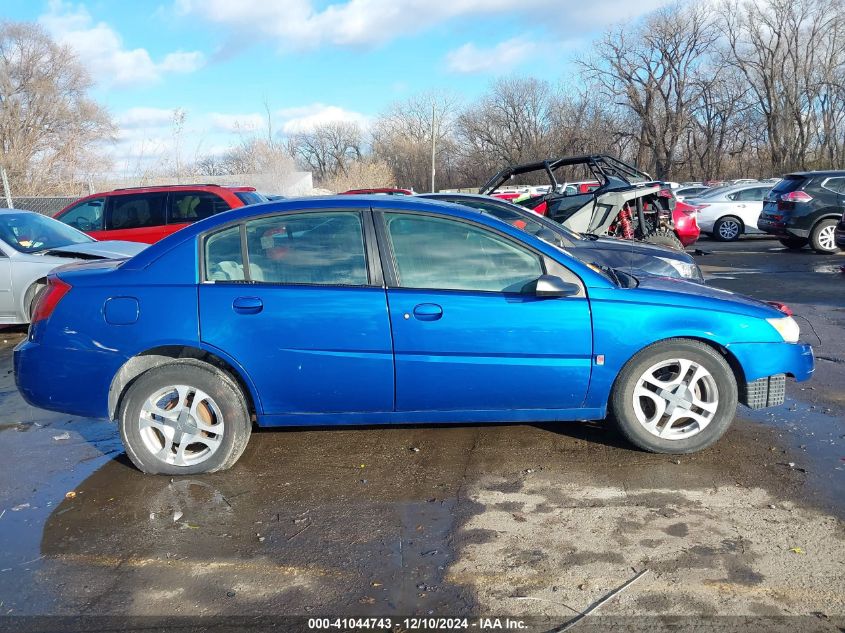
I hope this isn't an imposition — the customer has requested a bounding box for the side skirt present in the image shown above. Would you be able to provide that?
[256,407,607,428]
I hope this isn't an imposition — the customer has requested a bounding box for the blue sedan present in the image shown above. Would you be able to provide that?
[14,197,814,474]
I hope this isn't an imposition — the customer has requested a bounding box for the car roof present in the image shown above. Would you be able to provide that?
[0,208,47,217]
[784,170,845,178]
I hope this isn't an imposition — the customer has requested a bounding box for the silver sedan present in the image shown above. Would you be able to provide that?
[0,209,146,324]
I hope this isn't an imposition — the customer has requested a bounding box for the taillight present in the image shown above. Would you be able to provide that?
[31,277,71,323]
[780,191,813,203]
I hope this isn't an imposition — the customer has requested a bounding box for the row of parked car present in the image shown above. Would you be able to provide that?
[672,173,844,253]
[5,156,844,328]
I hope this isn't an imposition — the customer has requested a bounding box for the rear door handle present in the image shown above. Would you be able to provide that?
[412,303,443,321]
[233,296,263,315]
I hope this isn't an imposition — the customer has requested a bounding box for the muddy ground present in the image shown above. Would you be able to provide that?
[0,237,842,632]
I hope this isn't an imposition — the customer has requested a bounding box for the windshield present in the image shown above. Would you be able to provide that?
[439,196,582,244]
[0,212,93,253]
[769,176,806,195]
[234,191,268,205]
[695,186,735,199]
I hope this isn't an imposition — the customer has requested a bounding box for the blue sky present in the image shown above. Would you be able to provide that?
[3,0,667,173]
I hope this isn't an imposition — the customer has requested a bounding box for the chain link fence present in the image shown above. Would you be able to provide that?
[0,197,79,216]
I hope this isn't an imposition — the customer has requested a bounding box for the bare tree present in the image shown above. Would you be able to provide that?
[371,91,461,191]
[456,76,555,182]
[579,2,718,178]
[286,121,364,184]
[0,21,114,195]
[723,0,845,173]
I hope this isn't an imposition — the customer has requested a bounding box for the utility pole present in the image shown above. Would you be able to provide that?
[430,100,437,193]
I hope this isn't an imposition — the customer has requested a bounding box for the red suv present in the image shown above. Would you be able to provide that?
[54,185,266,244]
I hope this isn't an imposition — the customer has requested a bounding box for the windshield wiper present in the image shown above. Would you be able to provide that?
[581,233,601,241]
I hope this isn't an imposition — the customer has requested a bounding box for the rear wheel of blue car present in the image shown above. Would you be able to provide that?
[119,361,252,475]
[610,339,738,454]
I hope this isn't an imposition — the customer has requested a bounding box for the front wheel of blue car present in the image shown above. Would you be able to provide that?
[610,339,738,454]
[119,361,252,475]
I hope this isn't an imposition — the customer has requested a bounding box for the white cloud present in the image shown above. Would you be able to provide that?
[39,0,206,87]
[208,112,265,133]
[446,38,536,74]
[160,51,206,73]
[277,104,370,133]
[117,107,181,129]
[175,0,672,50]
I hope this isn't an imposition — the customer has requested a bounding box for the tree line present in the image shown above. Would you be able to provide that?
[3,0,845,196]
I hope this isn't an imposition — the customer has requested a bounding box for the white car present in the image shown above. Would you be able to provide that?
[686,183,774,241]
[0,209,146,324]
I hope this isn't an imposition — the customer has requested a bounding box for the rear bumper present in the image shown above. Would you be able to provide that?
[757,215,809,238]
[14,339,118,419]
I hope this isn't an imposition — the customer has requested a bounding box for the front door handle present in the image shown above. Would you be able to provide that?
[412,303,443,321]
[233,296,263,315]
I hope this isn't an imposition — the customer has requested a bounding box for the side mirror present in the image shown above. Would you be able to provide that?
[524,274,581,298]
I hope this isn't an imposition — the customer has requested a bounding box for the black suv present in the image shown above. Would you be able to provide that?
[758,171,844,253]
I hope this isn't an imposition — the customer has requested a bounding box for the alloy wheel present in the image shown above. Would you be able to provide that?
[632,358,719,440]
[817,224,836,251]
[718,220,740,240]
[139,385,225,467]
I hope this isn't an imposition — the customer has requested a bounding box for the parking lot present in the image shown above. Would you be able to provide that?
[0,237,843,630]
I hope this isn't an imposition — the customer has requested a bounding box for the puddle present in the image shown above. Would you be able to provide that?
[745,396,844,515]
[813,263,845,274]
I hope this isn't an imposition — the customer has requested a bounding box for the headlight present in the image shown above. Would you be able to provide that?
[766,316,800,343]
[656,256,700,279]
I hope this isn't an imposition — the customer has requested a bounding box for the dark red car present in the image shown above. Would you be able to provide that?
[672,200,700,247]
[54,184,266,244]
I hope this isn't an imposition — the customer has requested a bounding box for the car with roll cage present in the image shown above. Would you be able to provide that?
[417,193,703,282]
[16,196,812,474]
[480,155,692,250]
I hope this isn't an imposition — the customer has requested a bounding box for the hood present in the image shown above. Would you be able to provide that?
[633,274,782,317]
[588,236,686,259]
[42,240,147,260]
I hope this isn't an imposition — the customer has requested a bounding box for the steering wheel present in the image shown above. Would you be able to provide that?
[76,218,94,232]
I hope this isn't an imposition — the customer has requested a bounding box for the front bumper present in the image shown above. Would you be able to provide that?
[727,340,814,384]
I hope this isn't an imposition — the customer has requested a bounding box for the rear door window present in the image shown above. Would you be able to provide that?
[59,197,105,231]
[107,193,167,230]
[821,177,845,194]
[244,212,369,285]
[234,191,267,205]
[169,191,231,223]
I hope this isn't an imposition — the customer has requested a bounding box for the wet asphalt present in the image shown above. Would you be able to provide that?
[0,236,842,628]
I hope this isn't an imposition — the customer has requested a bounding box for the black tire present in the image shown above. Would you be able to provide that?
[779,237,808,250]
[712,216,743,242]
[809,218,837,254]
[24,281,47,321]
[119,360,251,475]
[642,227,684,250]
[609,339,738,454]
